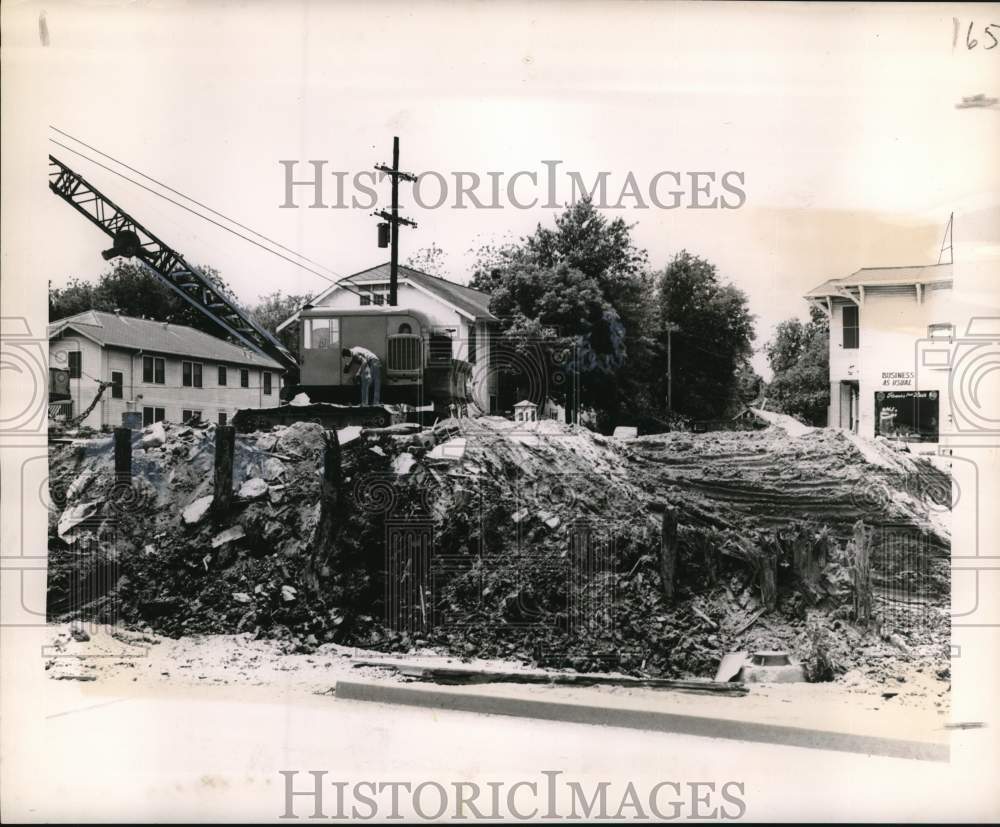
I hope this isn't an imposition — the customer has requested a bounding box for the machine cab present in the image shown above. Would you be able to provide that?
[298,307,466,406]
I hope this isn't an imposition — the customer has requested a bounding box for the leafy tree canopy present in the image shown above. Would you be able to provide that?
[48,261,306,360]
[50,261,235,334]
[470,199,654,425]
[765,305,830,425]
[249,291,312,363]
[655,250,757,419]
[405,243,449,278]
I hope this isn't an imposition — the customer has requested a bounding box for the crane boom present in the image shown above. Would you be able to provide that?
[48,155,297,370]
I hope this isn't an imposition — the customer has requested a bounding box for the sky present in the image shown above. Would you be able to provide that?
[3,0,998,378]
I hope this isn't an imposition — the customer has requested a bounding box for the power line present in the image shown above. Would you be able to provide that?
[50,125,347,282]
[47,138,375,300]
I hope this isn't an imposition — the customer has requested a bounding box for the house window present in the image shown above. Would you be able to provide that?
[263,372,273,395]
[182,361,203,388]
[111,371,123,399]
[181,409,202,423]
[240,368,249,388]
[218,366,227,386]
[67,351,82,379]
[467,325,477,364]
[218,411,228,427]
[842,305,859,349]
[142,406,166,426]
[358,284,391,305]
[143,356,165,384]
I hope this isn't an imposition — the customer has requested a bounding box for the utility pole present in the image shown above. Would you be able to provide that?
[663,322,680,413]
[374,137,418,307]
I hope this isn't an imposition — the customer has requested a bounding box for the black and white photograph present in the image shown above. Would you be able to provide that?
[2,1,999,822]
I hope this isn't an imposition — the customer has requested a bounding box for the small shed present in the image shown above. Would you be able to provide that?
[513,399,538,424]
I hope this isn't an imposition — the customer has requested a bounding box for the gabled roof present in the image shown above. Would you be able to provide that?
[805,263,953,299]
[48,310,285,370]
[279,262,498,330]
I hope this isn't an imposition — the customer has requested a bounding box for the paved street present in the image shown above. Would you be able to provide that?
[3,680,990,822]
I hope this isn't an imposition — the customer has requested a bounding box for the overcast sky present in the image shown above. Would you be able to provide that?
[3,0,998,376]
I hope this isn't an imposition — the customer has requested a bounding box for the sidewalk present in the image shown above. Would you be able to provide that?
[335,673,949,762]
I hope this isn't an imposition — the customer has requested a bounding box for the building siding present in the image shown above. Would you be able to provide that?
[826,284,955,442]
[313,281,498,410]
[49,335,282,429]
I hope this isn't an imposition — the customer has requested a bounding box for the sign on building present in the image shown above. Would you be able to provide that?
[874,390,939,442]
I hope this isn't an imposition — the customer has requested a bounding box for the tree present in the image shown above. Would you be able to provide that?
[735,359,765,406]
[765,306,830,425]
[249,291,312,362]
[49,261,242,340]
[470,199,655,427]
[655,251,756,419]
[405,243,449,277]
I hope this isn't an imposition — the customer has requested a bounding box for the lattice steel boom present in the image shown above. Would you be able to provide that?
[48,155,297,370]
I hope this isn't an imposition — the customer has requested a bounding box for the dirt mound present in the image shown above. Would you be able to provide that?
[47,417,950,679]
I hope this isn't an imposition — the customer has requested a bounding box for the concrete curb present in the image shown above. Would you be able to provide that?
[335,680,949,763]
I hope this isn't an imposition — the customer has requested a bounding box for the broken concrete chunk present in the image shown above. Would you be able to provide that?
[337,426,362,446]
[262,458,286,482]
[268,486,285,505]
[232,592,252,604]
[238,478,268,499]
[290,392,311,407]
[427,437,466,462]
[276,421,325,457]
[536,510,561,529]
[57,501,99,540]
[182,495,214,525]
[512,507,529,524]
[714,652,749,682]
[211,526,246,548]
[393,452,416,476]
[281,585,297,603]
[69,620,90,642]
[65,467,97,503]
[255,435,278,452]
[888,633,911,654]
[141,422,167,448]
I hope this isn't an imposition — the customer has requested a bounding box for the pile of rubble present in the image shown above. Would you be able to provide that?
[47,414,951,680]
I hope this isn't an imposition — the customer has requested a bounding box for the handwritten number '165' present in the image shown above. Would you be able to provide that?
[953,19,1000,50]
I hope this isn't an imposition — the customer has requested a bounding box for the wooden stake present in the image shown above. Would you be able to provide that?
[849,520,874,627]
[113,427,131,483]
[660,505,678,603]
[212,426,235,518]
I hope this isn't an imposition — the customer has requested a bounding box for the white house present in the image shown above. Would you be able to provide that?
[805,263,956,444]
[277,262,500,411]
[48,310,286,429]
